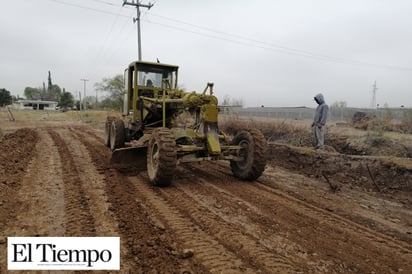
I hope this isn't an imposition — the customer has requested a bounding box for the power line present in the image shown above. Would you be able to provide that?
[141,0,158,18]
[149,12,358,60]
[47,0,128,17]
[45,0,412,72]
[88,4,125,72]
[147,13,412,72]
[144,18,412,71]
[88,0,118,6]
[46,0,134,82]
[88,14,135,81]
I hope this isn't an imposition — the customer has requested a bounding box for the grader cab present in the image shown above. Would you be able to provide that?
[105,61,267,186]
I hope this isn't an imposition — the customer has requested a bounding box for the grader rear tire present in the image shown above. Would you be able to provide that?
[230,128,267,181]
[104,116,115,147]
[109,118,125,151]
[147,128,177,187]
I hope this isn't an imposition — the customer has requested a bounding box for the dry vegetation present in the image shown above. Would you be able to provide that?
[220,114,412,197]
[2,109,412,158]
[0,109,110,134]
[219,114,412,158]
[352,109,412,134]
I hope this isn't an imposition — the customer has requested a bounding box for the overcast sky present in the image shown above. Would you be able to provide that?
[1,0,411,108]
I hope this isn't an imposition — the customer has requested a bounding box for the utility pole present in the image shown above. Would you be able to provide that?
[371,81,377,109]
[78,91,82,111]
[80,79,89,111]
[122,0,154,61]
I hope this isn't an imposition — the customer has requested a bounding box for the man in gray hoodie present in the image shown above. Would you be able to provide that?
[312,93,329,150]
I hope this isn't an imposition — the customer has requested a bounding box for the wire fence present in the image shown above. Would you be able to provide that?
[235,107,411,123]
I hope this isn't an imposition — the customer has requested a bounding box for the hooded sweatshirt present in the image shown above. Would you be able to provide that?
[313,93,329,127]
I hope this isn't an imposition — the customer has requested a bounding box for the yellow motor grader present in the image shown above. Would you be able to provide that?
[105,60,267,186]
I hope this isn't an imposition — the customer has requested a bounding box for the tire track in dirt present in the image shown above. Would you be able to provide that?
[78,128,266,272]
[155,180,305,273]
[0,129,39,230]
[56,127,119,237]
[78,126,271,272]
[49,130,97,236]
[1,127,121,273]
[263,165,412,244]
[255,181,412,251]
[132,173,257,273]
[0,129,40,273]
[9,130,66,236]
[75,126,412,273]
[186,162,412,273]
[170,168,332,273]
[73,129,203,273]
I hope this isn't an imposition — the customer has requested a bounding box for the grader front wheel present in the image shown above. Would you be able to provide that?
[109,118,125,151]
[230,128,267,181]
[104,116,115,147]
[147,128,177,187]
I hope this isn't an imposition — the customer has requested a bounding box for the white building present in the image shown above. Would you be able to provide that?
[15,100,58,110]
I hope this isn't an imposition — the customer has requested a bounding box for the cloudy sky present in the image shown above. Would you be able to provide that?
[1,0,411,108]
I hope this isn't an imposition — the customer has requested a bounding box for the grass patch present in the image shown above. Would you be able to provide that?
[401,110,412,133]
[366,124,389,147]
[5,109,115,125]
[219,115,312,146]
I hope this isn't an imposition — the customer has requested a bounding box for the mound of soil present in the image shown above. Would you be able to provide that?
[0,129,38,187]
[0,129,38,229]
[268,143,412,193]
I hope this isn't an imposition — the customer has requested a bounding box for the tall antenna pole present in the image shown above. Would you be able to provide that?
[371,81,377,109]
[123,0,154,61]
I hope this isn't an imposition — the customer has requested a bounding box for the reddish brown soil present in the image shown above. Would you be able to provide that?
[0,124,411,273]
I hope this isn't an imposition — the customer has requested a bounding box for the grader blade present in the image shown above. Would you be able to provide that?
[111,146,148,167]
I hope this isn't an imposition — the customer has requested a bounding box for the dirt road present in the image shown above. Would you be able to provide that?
[1,125,412,273]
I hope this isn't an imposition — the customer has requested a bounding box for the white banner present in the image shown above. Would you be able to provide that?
[8,237,120,270]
